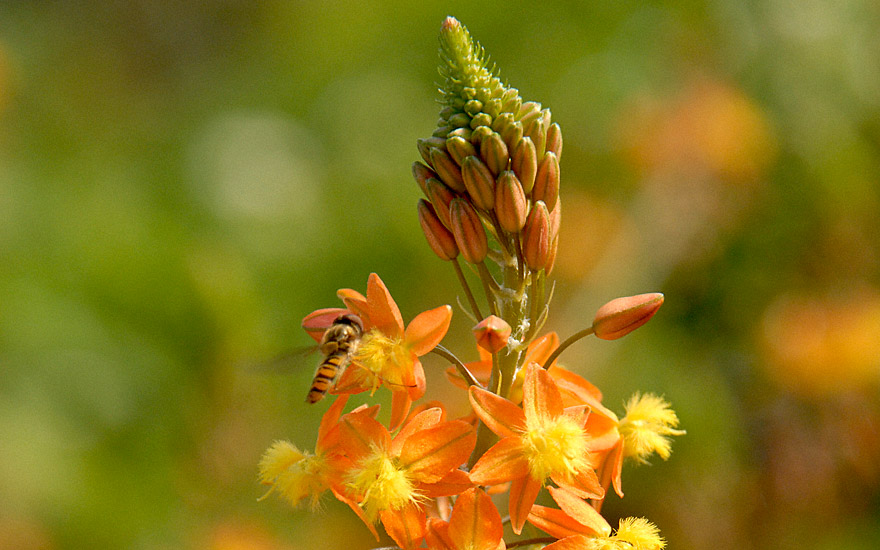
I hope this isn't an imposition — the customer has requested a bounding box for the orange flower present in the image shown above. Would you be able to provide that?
[334,406,476,548]
[468,364,604,534]
[303,273,453,430]
[528,486,611,539]
[426,488,505,550]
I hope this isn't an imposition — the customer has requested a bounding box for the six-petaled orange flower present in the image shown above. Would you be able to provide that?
[468,363,605,533]
[334,406,476,548]
[302,273,453,430]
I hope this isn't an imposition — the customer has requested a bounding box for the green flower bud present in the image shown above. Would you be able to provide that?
[448,127,473,142]
[512,136,537,194]
[449,197,488,264]
[418,199,459,261]
[470,125,494,147]
[492,112,515,134]
[495,171,528,233]
[533,151,560,211]
[480,132,509,176]
[518,101,541,120]
[500,121,524,154]
[470,113,493,130]
[430,147,466,193]
[448,112,471,129]
[464,99,484,116]
[461,155,496,211]
[522,200,551,271]
[446,135,477,166]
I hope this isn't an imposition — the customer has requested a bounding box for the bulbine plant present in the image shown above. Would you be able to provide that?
[259,17,683,550]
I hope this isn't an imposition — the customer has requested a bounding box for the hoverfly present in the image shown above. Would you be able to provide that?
[305,313,363,403]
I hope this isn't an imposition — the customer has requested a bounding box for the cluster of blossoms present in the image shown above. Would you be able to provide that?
[259,17,683,550]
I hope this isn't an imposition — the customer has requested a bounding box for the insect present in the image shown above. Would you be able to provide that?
[306,313,364,404]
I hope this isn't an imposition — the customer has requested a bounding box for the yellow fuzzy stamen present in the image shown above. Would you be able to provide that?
[615,517,666,549]
[618,393,685,464]
[258,441,329,509]
[354,329,413,392]
[347,445,419,521]
[521,413,590,482]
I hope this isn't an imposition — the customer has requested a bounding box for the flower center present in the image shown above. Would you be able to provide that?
[354,329,413,392]
[347,446,418,520]
[521,414,589,482]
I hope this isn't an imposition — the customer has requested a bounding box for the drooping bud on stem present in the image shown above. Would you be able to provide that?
[472,315,511,353]
[412,162,436,195]
[522,200,551,271]
[430,147,466,193]
[418,199,459,260]
[424,178,456,229]
[592,293,665,340]
[449,198,488,264]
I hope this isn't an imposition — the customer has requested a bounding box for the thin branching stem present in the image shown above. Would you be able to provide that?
[507,537,557,549]
[452,258,483,320]
[432,345,482,387]
[542,326,596,369]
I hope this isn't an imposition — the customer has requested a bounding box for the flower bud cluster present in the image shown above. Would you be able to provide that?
[413,17,562,273]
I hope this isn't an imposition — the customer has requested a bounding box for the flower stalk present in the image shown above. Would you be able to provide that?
[258,16,679,550]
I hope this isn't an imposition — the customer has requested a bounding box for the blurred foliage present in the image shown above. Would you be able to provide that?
[1,1,879,549]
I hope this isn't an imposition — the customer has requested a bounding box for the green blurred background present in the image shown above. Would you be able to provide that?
[1,1,879,549]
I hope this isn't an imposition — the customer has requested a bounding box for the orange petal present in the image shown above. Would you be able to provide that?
[448,488,504,550]
[552,468,604,501]
[390,389,414,432]
[339,409,390,459]
[468,386,526,438]
[380,503,426,550]
[302,307,350,343]
[426,518,454,550]
[550,367,618,422]
[547,486,612,537]
[524,331,560,366]
[331,487,380,541]
[595,438,625,502]
[317,394,350,450]
[421,468,473,498]
[405,305,453,356]
[391,407,443,456]
[337,288,369,323]
[409,358,427,400]
[541,535,592,550]
[528,504,594,539]
[400,421,476,483]
[469,437,529,486]
[331,363,371,395]
[366,273,405,338]
[563,405,591,429]
[509,474,542,535]
[523,363,563,423]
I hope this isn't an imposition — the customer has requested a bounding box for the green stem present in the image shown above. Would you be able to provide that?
[477,262,499,316]
[452,258,483,321]
[432,345,481,387]
[541,326,595,369]
[507,537,557,549]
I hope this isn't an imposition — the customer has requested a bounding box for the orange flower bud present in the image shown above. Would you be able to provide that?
[592,293,664,340]
[417,136,446,166]
[512,136,537,194]
[518,101,541,120]
[412,161,436,195]
[522,113,546,156]
[522,200,551,271]
[461,155,496,211]
[430,147,467,193]
[418,199,459,260]
[548,198,561,241]
[425,177,456,229]
[533,151,560,211]
[546,122,562,159]
[495,171,528,233]
[480,131,509,176]
[446,135,476,166]
[503,89,522,116]
[473,315,511,353]
[449,198,488,264]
